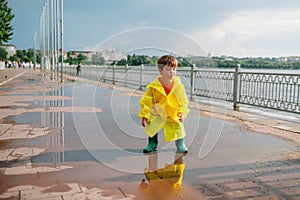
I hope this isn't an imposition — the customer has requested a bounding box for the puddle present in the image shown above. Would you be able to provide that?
[0,106,15,109]
[7,81,298,168]
[6,85,73,126]
[32,149,97,163]
[12,112,46,127]
[3,80,298,161]
[0,140,10,150]
[25,78,39,83]
[9,94,37,96]
[0,87,16,91]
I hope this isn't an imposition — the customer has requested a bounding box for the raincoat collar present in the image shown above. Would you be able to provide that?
[147,75,180,96]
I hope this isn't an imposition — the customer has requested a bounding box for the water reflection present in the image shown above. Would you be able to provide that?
[139,153,185,199]
[41,86,65,165]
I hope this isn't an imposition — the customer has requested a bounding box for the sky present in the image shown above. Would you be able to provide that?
[7,0,300,57]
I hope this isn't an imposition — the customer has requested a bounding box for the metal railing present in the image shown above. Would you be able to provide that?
[63,64,300,114]
[239,71,300,113]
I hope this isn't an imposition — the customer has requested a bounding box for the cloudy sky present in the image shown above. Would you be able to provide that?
[8,0,300,57]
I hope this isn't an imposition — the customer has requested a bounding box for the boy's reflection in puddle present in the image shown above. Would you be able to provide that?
[139,153,185,199]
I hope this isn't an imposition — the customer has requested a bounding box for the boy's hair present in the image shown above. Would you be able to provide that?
[157,55,178,70]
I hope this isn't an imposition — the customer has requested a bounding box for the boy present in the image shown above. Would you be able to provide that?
[139,55,189,153]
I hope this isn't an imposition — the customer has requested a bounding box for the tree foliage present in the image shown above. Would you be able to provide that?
[65,52,87,65]
[10,49,40,63]
[0,0,14,44]
[124,54,153,66]
[0,47,7,60]
[185,56,300,70]
[210,57,300,70]
[91,54,105,65]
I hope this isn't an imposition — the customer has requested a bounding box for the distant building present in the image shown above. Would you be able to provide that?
[94,49,127,63]
[68,50,127,64]
[58,48,67,60]
[0,44,16,58]
[278,56,300,62]
[288,56,300,62]
[69,50,93,62]
[278,57,288,62]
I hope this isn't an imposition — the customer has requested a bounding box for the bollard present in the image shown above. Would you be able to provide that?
[89,65,91,80]
[125,64,128,87]
[140,64,144,90]
[113,64,116,85]
[233,64,240,111]
[190,64,196,101]
[103,65,106,83]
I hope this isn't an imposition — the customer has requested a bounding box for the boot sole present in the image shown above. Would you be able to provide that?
[143,148,158,154]
[176,150,188,154]
[143,149,157,154]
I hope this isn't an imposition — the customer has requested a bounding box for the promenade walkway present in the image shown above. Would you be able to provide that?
[1,68,300,200]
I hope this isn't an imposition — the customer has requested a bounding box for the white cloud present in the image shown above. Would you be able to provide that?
[190,9,300,57]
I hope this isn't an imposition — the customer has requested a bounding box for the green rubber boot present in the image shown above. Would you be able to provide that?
[143,134,158,153]
[175,138,188,154]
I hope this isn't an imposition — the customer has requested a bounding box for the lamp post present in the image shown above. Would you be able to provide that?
[39,0,63,82]
[60,0,64,82]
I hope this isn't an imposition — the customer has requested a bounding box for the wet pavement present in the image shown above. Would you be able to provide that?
[1,68,300,200]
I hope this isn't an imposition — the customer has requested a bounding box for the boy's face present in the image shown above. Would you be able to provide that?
[159,65,176,81]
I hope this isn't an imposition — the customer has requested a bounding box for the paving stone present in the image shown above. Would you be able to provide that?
[6,147,45,161]
[244,194,283,200]
[0,149,13,161]
[63,187,135,200]
[0,124,12,135]
[39,196,63,200]
[225,188,262,199]
[279,186,300,196]
[4,162,73,175]
[20,183,81,200]
[0,190,19,199]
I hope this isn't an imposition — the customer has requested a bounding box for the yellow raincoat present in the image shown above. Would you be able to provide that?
[139,75,190,142]
[141,163,185,191]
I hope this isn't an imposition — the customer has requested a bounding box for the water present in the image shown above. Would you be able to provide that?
[10,81,297,168]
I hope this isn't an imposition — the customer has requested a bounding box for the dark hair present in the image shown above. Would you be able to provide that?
[157,55,178,70]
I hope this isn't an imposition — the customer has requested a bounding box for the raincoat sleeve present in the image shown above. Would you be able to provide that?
[176,81,190,118]
[138,87,154,120]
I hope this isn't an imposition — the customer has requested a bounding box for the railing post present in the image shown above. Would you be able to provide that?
[103,65,106,83]
[89,65,91,80]
[125,64,128,87]
[113,64,116,85]
[190,64,195,101]
[233,64,240,111]
[139,64,144,90]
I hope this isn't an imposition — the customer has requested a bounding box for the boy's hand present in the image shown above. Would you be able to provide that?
[178,113,184,122]
[142,117,149,127]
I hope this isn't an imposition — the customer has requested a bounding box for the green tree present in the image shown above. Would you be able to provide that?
[21,55,30,63]
[26,49,34,60]
[9,54,18,62]
[77,53,87,63]
[15,49,24,59]
[0,0,14,44]
[117,58,127,65]
[91,54,105,65]
[0,47,7,60]
[126,54,152,66]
